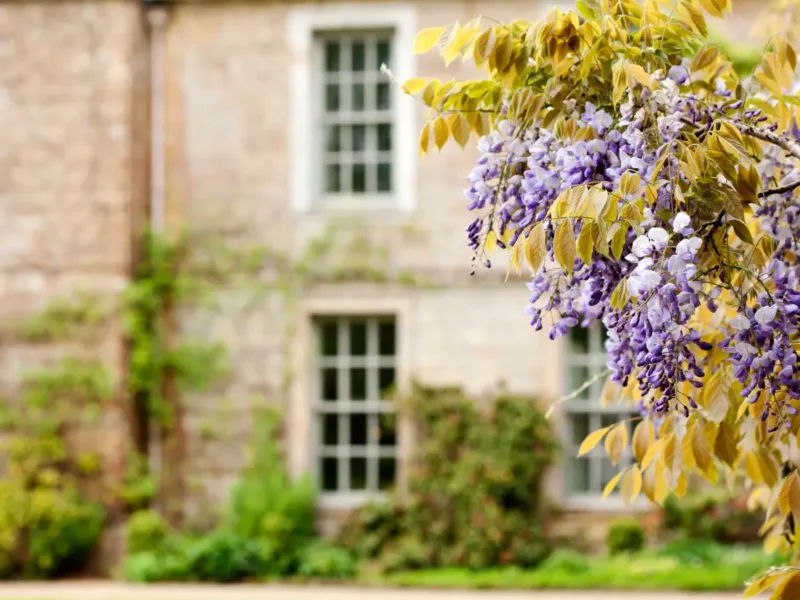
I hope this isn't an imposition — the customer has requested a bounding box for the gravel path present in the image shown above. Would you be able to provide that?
[0,582,753,600]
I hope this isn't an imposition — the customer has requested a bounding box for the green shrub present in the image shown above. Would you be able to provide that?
[125,510,168,555]
[179,531,272,583]
[606,519,645,555]
[224,407,315,573]
[660,491,761,543]
[0,481,105,579]
[537,549,591,574]
[339,384,558,572]
[297,542,358,579]
[380,536,431,574]
[337,501,402,561]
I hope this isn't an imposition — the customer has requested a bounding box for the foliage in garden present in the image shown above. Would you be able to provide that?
[404,0,800,594]
[0,356,109,578]
[122,407,358,583]
[337,383,558,571]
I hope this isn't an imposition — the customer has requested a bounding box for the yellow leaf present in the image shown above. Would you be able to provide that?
[402,78,427,95]
[625,63,657,90]
[772,572,800,600]
[507,240,522,281]
[632,419,654,464]
[578,425,613,457]
[419,124,431,156]
[713,420,739,468]
[473,27,497,67]
[778,472,800,521]
[485,230,497,252]
[446,114,471,148]
[432,116,449,150]
[605,422,629,466]
[602,469,625,498]
[744,571,789,598]
[692,421,713,474]
[553,219,577,275]
[675,472,688,497]
[641,437,662,471]
[654,461,669,503]
[576,222,594,266]
[413,27,445,54]
[698,0,724,18]
[524,223,546,273]
[621,465,643,503]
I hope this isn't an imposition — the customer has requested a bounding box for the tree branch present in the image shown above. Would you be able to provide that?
[759,179,800,198]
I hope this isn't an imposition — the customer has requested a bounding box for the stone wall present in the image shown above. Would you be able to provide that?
[0,0,148,570]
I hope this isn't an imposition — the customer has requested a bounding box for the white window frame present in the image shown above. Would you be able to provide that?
[561,326,646,510]
[288,3,418,213]
[311,315,399,508]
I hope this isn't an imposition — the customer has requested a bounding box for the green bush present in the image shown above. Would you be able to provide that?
[224,407,315,573]
[122,407,337,583]
[338,384,558,571]
[606,519,645,555]
[660,491,761,543]
[0,481,105,579]
[297,542,358,579]
[537,549,591,574]
[125,510,168,555]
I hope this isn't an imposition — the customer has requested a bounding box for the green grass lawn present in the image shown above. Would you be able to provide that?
[380,542,782,592]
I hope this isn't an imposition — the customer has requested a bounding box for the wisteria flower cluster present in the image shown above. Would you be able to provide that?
[407,0,800,582]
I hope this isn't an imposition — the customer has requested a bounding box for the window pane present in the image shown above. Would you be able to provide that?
[351,458,367,490]
[319,321,338,356]
[568,365,591,400]
[325,84,340,112]
[352,83,365,111]
[351,367,367,400]
[322,414,338,446]
[379,413,396,447]
[351,40,366,71]
[379,367,395,397]
[378,457,396,490]
[568,327,590,356]
[350,414,368,446]
[352,163,366,193]
[325,164,341,193]
[567,456,590,493]
[322,368,338,401]
[377,163,392,192]
[325,41,341,72]
[378,321,395,356]
[570,413,589,448]
[377,82,390,109]
[352,125,366,152]
[326,125,341,152]
[377,123,392,151]
[322,457,338,491]
[349,320,367,355]
[376,40,391,69]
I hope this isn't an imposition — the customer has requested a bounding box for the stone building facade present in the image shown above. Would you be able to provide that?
[0,0,767,551]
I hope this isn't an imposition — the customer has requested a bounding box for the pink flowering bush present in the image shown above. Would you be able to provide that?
[404,0,800,594]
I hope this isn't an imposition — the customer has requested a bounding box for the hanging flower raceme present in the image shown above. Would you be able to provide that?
[405,0,800,587]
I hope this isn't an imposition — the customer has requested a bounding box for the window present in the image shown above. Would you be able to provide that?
[313,317,397,499]
[288,3,417,212]
[318,33,394,199]
[563,326,638,503]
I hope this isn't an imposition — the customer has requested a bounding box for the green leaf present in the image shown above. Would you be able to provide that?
[553,220,577,275]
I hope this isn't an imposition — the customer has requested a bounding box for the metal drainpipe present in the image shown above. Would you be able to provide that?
[145,3,169,481]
